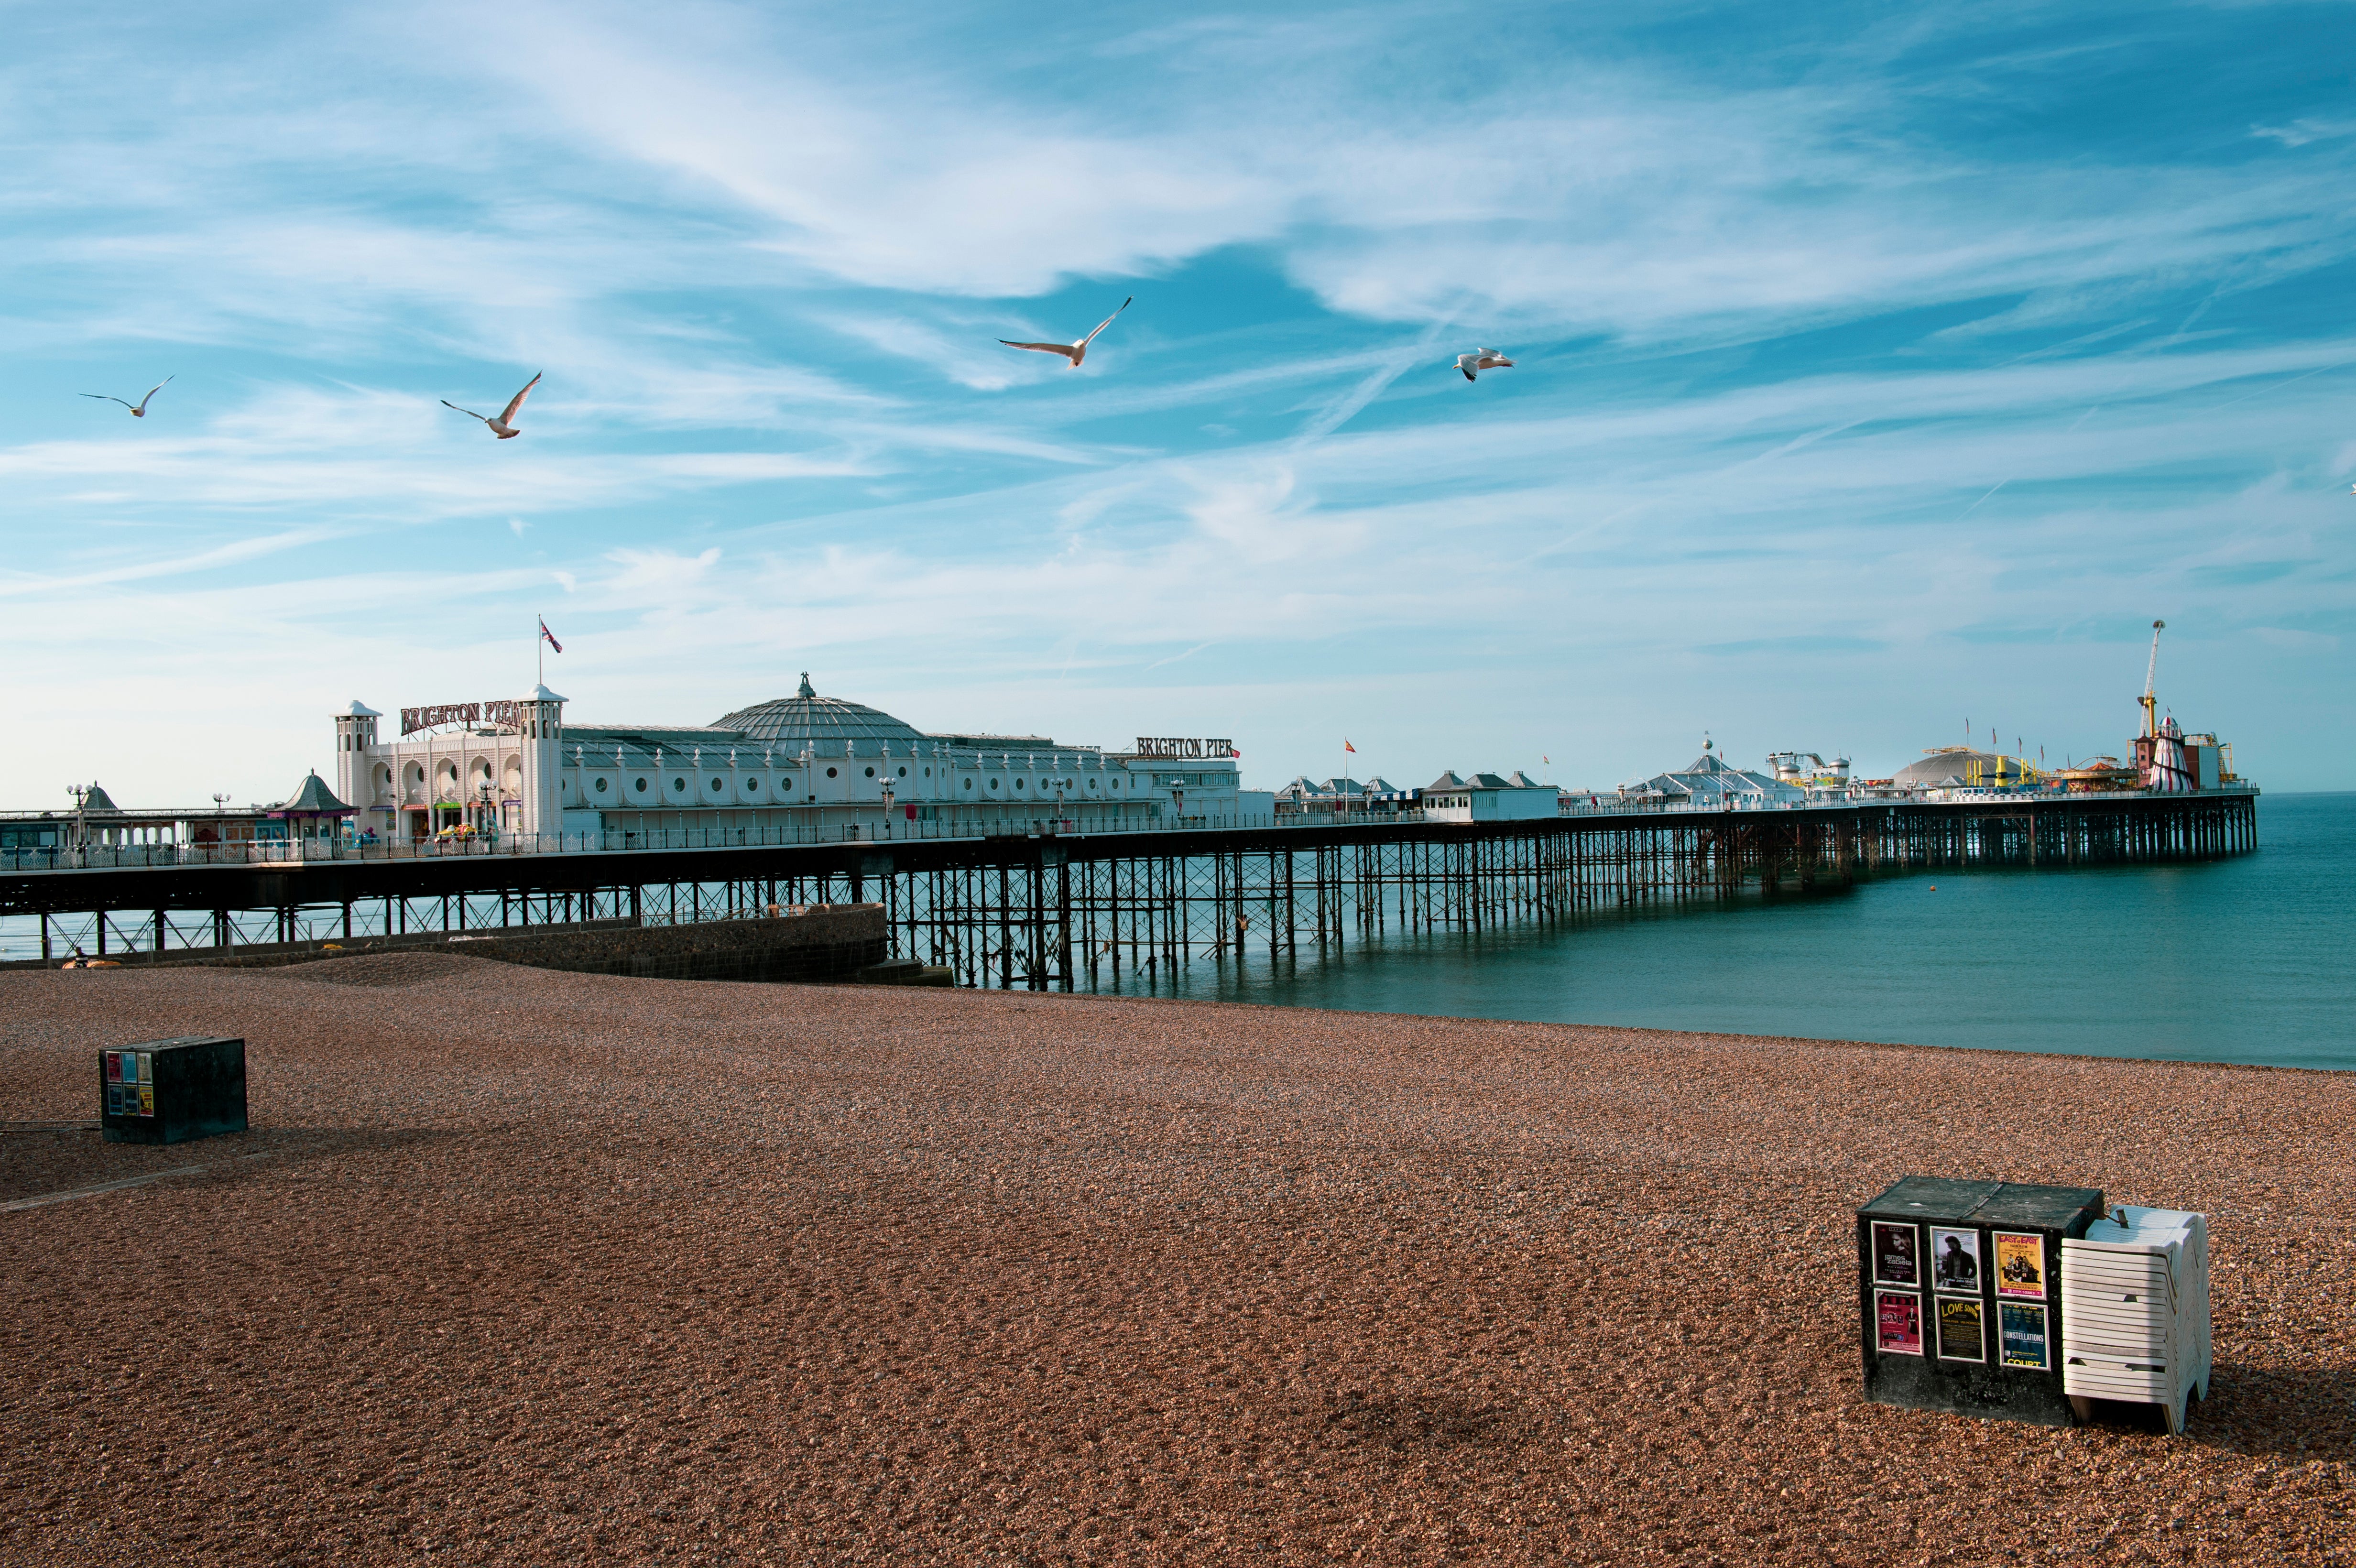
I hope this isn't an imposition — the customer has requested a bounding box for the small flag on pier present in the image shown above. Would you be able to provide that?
[1344,738,1356,753]
[540,618,563,653]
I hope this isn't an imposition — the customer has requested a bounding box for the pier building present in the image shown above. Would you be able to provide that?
[1274,776,1411,818]
[1422,771,1559,822]
[1621,742,1806,807]
[333,675,1272,844]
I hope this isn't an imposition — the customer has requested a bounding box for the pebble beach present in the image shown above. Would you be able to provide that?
[3,953,2352,1565]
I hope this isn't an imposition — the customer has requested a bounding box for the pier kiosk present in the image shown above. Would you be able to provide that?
[1857,1176,2104,1426]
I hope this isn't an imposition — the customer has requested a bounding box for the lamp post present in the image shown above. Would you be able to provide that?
[477,780,495,844]
[879,775,894,839]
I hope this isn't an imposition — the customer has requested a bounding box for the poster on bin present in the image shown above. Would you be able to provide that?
[1875,1290,1922,1356]
[1998,1303,2050,1369]
[1872,1222,1919,1285]
[1931,1228,1981,1295]
[1936,1298,1984,1362]
[1993,1232,2046,1299]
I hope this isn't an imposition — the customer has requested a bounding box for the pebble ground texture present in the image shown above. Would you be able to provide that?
[4,957,2352,1566]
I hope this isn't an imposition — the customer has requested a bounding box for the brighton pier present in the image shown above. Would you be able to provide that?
[0,790,2258,988]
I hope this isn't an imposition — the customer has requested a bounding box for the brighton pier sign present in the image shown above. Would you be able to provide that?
[402,699,529,736]
[1132,737,1237,760]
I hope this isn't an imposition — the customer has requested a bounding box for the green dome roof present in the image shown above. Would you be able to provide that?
[712,675,929,755]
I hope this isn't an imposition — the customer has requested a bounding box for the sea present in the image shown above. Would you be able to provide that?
[1123,791,2356,1074]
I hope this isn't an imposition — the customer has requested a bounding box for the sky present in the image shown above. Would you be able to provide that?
[4,0,2355,805]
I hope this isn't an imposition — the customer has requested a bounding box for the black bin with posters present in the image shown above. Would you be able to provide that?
[100,1036,248,1145]
[1857,1176,2103,1426]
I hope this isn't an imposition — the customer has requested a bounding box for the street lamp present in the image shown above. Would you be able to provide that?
[879,775,894,838]
[477,780,495,842]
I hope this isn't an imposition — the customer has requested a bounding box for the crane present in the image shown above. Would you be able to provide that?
[2139,619,2165,739]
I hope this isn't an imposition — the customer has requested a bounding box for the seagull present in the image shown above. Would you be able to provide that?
[442,372,541,438]
[80,377,172,417]
[1000,297,1132,368]
[1452,349,1515,382]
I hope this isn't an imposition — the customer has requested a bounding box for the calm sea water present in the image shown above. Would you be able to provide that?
[1126,792,2356,1073]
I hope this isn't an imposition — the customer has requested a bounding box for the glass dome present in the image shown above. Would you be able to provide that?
[711,674,930,753]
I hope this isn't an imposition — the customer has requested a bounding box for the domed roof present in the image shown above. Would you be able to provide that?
[712,674,930,754]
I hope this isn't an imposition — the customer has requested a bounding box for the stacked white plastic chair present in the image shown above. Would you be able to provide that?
[2060,1206,2211,1434]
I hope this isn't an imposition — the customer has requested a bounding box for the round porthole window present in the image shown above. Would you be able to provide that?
[596,777,610,793]
[747,779,761,794]
[782,778,794,791]
[827,767,838,778]
[1112,780,1121,789]
[634,777,648,792]
[672,777,686,792]
[897,766,907,777]
[963,779,973,791]
[989,779,1000,791]
[1015,779,1025,791]
[864,766,875,778]
[709,777,724,794]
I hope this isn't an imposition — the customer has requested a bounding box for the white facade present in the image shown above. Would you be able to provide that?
[338,676,1267,842]
[1421,770,1559,823]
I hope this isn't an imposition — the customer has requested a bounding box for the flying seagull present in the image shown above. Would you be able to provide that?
[80,377,172,416]
[1000,297,1132,368]
[442,372,542,438]
[1452,349,1515,382]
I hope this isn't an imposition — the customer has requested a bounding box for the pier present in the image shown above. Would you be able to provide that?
[0,792,2258,985]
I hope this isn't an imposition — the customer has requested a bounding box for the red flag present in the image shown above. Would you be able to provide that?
[1343,738,1356,753]
[539,618,563,653]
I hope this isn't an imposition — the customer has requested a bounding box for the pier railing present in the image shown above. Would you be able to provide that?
[0,810,1302,872]
[3,783,2259,874]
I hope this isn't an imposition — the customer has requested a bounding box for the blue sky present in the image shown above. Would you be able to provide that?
[5,0,2355,803]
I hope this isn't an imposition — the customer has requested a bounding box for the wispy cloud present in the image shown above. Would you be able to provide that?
[4,0,2356,799]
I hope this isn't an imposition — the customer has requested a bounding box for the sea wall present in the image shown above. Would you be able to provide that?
[53,905,894,985]
[451,904,889,984]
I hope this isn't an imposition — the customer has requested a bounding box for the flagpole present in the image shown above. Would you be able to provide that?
[536,613,543,687]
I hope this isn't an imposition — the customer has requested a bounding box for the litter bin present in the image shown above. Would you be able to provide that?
[101,1036,248,1145]
[1857,1176,2105,1426]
